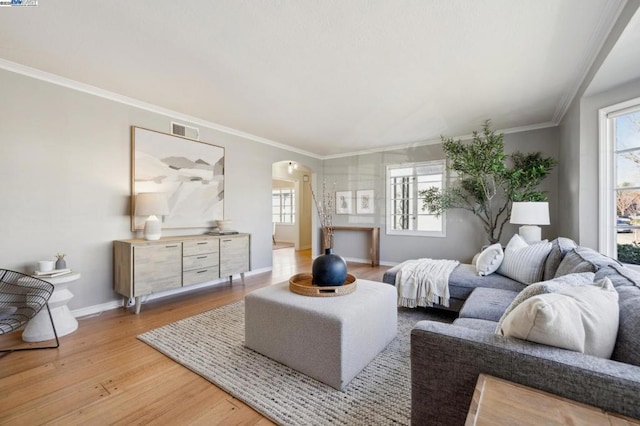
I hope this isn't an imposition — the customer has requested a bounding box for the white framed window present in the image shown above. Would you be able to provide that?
[272,188,295,224]
[599,97,640,266]
[386,160,446,237]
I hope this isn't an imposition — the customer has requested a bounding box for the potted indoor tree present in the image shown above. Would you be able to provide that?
[421,120,556,245]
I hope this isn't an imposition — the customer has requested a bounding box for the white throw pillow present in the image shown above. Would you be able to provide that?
[495,272,595,333]
[500,278,619,358]
[497,234,552,284]
[475,243,504,276]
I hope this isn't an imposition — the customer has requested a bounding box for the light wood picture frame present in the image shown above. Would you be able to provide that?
[356,189,375,214]
[131,126,225,231]
[335,190,353,215]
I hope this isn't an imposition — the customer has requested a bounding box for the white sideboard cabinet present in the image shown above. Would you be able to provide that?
[114,233,250,314]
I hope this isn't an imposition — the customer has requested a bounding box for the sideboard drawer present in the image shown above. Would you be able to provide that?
[183,253,219,271]
[183,239,219,257]
[183,267,219,286]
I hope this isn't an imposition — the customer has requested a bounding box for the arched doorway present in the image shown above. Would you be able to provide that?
[271,161,312,256]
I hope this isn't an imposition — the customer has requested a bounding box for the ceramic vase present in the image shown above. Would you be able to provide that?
[55,258,66,269]
[312,248,348,286]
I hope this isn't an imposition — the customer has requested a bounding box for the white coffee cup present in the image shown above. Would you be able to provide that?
[37,260,55,272]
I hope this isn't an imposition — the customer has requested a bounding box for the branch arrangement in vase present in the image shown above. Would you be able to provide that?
[310,180,335,249]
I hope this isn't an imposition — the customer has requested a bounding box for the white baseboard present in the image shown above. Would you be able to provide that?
[342,256,374,265]
[72,300,123,319]
[72,267,273,319]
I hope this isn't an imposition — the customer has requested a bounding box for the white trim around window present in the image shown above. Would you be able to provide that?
[385,160,446,237]
[599,96,640,269]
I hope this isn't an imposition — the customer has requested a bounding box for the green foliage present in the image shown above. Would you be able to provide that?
[508,152,556,202]
[617,244,640,265]
[420,120,556,244]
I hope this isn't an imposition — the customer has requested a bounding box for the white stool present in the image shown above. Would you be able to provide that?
[245,280,397,390]
[22,272,81,342]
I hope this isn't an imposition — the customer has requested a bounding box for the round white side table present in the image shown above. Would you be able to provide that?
[22,272,81,343]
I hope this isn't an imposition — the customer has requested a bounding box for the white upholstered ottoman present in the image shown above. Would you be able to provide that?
[244,279,397,390]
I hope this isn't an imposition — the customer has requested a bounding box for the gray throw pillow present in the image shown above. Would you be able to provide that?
[496,272,595,334]
[554,247,620,277]
[543,237,578,281]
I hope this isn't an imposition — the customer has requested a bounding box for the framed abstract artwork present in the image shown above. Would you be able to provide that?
[335,190,353,215]
[131,126,225,231]
[356,189,375,214]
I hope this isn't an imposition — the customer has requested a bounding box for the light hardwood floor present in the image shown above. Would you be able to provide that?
[0,248,391,425]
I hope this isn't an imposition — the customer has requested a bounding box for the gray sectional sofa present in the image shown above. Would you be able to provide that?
[383,238,640,425]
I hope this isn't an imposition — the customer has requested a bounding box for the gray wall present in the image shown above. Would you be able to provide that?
[558,97,581,243]
[322,127,560,264]
[557,1,640,248]
[580,76,640,249]
[0,68,321,312]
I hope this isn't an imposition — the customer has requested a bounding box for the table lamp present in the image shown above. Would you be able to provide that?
[510,202,550,243]
[135,192,169,240]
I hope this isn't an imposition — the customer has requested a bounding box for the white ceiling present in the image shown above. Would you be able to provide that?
[0,1,629,157]
[586,4,640,96]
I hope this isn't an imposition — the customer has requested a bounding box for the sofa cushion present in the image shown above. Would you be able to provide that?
[554,247,620,277]
[543,237,578,281]
[500,278,619,358]
[452,317,498,333]
[447,264,526,300]
[459,287,519,322]
[595,263,640,288]
[613,285,640,366]
[382,263,526,304]
[496,272,595,333]
[497,234,552,284]
[596,264,640,366]
[475,243,504,276]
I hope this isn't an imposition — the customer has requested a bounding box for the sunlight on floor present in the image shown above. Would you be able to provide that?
[271,247,311,283]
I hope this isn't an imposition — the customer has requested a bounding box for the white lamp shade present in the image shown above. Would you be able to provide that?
[135,193,169,216]
[510,202,550,225]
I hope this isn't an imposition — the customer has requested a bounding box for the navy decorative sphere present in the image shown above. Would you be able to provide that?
[312,248,348,286]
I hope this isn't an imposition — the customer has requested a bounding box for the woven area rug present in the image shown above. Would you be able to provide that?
[138,300,454,425]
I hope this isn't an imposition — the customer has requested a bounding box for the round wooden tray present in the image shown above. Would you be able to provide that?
[289,273,357,297]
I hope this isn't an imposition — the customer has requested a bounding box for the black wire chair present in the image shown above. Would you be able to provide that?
[0,269,59,353]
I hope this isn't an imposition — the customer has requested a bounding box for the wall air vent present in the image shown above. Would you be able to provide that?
[171,122,200,140]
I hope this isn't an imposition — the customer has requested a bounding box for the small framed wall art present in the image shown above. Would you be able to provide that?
[335,190,353,215]
[356,189,375,214]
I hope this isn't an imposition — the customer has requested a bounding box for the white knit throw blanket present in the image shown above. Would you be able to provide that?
[394,258,459,308]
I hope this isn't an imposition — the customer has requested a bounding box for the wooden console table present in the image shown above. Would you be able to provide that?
[466,374,639,425]
[321,226,380,266]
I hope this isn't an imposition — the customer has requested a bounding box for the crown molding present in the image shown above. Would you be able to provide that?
[0,58,559,161]
[320,121,558,160]
[0,58,322,159]
[552,0,628,124]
